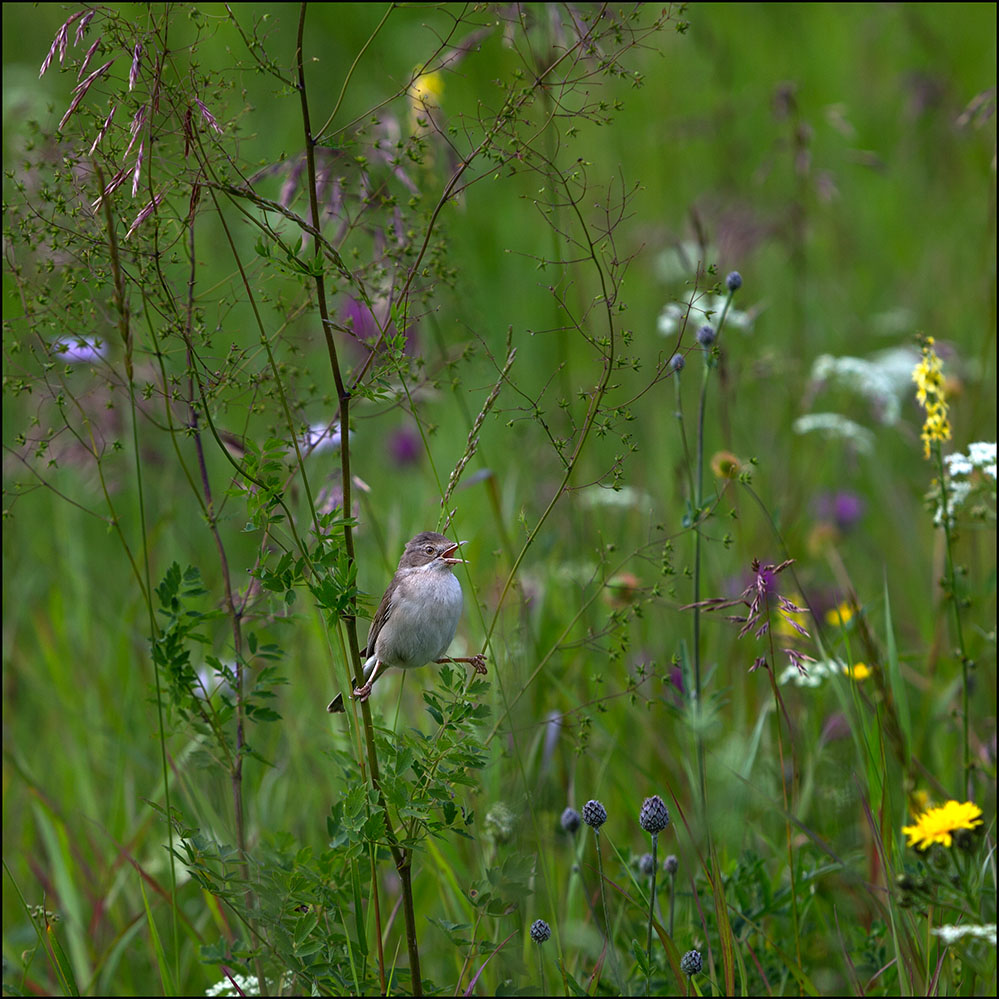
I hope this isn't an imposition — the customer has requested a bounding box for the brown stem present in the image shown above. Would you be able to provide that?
[295,4,421,992]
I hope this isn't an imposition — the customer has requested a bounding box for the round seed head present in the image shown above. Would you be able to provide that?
[640,795,670,834]
[664,854,679,875]
[670,353,685,372]
[680,950,703,976]
[530,918,552,944]
[696,325,716,347]
[560,807,581,834]
[726,271,743,292]
[582,799,607,829]
[639,852,656,876]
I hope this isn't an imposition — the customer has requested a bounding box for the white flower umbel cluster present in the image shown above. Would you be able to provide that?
[792,413,874,454]
[657,294,755,337]
[933,441,997,528]
[206,974,264,997]
[947,441,998,480]
[579,484,654,509]
[778,658,856,688]
[932,923,997,946]
[810,353,906,424]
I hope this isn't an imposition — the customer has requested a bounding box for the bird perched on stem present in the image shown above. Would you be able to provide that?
[327,531,487,712]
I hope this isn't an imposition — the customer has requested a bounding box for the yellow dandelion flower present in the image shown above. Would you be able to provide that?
[902,799,983,850]
[825,601,855,627]
[912,337,951,459]
[846,662,872,680]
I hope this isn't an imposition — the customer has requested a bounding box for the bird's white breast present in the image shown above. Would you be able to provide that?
[374,563,463,669]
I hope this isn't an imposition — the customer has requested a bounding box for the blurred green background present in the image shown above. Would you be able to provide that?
[3,3,996,995]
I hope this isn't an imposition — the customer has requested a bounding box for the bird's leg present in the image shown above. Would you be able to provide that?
[353,658,387,702]
[437,653,488,675]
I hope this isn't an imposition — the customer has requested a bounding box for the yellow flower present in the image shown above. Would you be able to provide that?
[825,601,855,627]
[409,70,444,105]
[846,662,871,680]
[902,799,983,850]
[912,337,951,459]
[407,69,445,137]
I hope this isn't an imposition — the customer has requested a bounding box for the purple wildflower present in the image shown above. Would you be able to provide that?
[342,297,382,342]
[388,427,422,466]
[813,490,865,531]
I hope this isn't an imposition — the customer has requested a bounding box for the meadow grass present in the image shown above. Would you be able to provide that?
[2,3,996,995]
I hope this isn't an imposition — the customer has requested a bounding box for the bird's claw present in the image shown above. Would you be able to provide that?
[352,682,373,702]
[470,653,488,675]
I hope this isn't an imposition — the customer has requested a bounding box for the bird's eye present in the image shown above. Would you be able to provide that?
[425,546,435,555]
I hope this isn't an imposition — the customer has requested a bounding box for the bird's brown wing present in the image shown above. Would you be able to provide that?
[364,579,396,657]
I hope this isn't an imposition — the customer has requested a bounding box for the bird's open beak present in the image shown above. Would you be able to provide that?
[440,540,468,565]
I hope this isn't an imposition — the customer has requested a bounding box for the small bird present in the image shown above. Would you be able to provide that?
[327,531,487,712]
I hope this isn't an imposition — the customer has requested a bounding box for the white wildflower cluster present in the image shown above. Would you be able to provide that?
[779,658,850,688]
[657,295,754,337]
[932,923,997,946]
[810,353,903,425]
[933,442,997,528]
[579,485,654,509]
[798,345,924,452]
[946,441,998,479]
[792,414,874,454]
[206,974,263,997]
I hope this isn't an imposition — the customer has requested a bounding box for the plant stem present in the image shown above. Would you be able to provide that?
[646,832,659,995]
[668,867,676,938]
[295,5,422,990]
[935,444,972,797]
[593,829,620,990]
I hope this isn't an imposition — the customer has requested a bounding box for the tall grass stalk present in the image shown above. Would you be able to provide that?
[933,443,973,798]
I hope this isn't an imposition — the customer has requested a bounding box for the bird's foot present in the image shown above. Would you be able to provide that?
[439,653,488,675]
[352,682,374,702]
